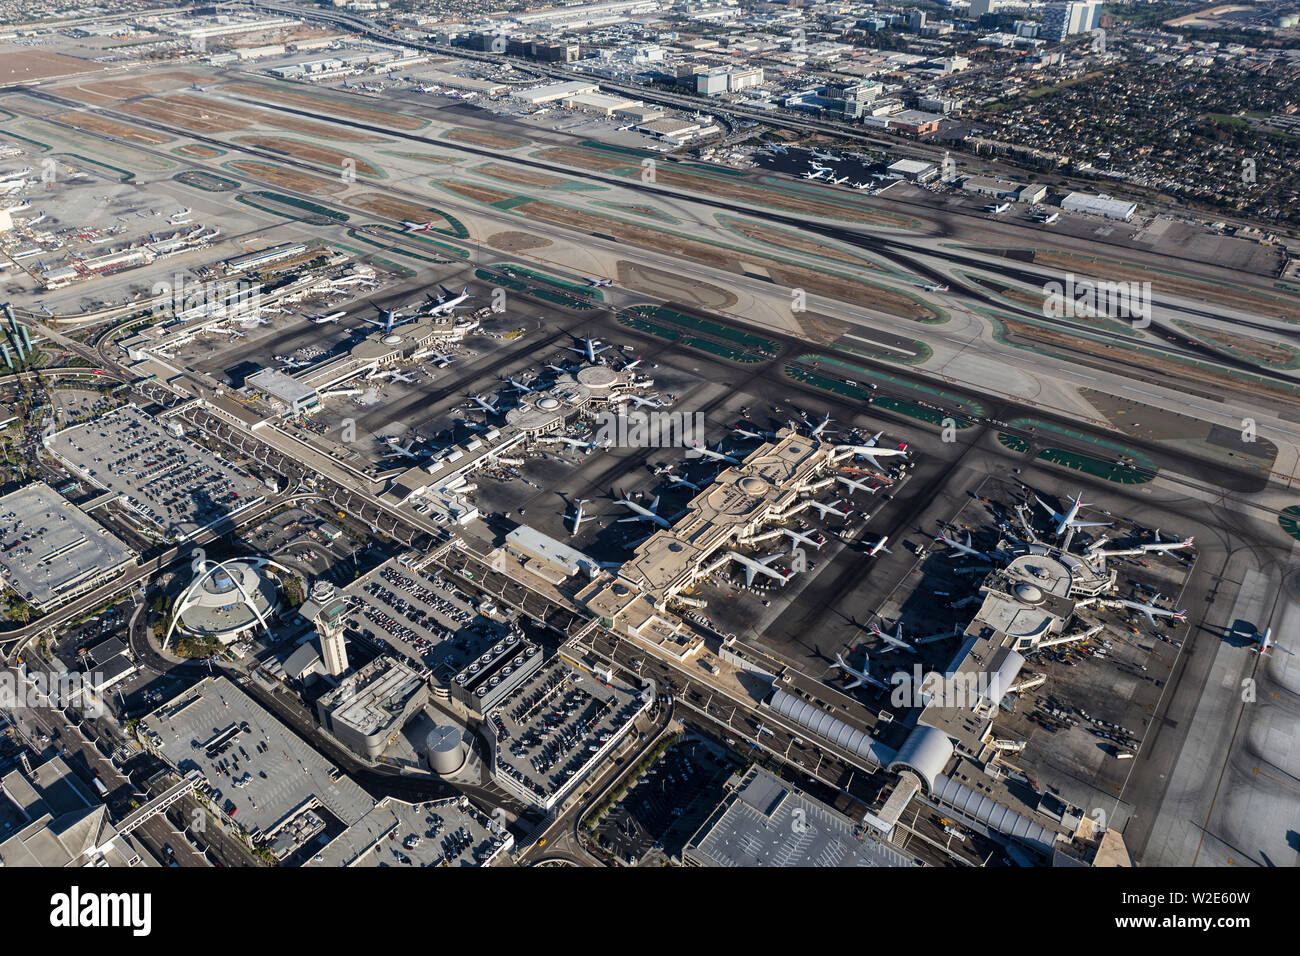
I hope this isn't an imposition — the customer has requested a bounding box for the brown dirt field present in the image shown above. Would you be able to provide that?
[0,52,105,83]
[795,314,854,345]
[224,82,426,131]
[477,163,566,187]
[1191,326,1295,367]
[518,199,736,270]
[1004,318,1300,404]
[1023,249,1300,323]
[488,231,553,252]
[228,161,347,196]
[178,144,222,158]
[55,111,169,145]
[56,71,211,103]
[766,264,936,321]
[446,128,526,149]
[723,218,885,271]
[119,94,381,142]
[351,194,455,226]
[439,180,517,205]
[394,152,458,165]
[617,262,738,310]
[602,203,676,222]
[535,147,631,172]
[239,137,379,176]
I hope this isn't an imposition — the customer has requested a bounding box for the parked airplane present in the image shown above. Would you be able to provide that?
[468,393,499,415]
[802,498,851,520]
[933,529,990,560]
[729,551,791,587]
[1119,595,1187,625]
[870,621,918,654]
[423,285,472,316]
[546,436,607,451]
[1145,530,1195,553]
[306,311,345,324]
[423,351,455,368]
[835,474,878,496]
[782,527,825,550]
[1035,491,1111,537]
[616,492,671,529]
[801,169,828,180]
[805,412,835,439]
[614,393,665,410]
[686,441,741,465]
[866,536,891,557]
[567,336,611,363]
[364,306,415,333]
[387,371,416,385]
[828,175,849,185]
[835,652,888,691]
[569,498,590,535]
[504,376,536,393]
[383,438,424,459]
[765,142,788,154]
[667,473,701,492]
[838,432,908,474]
[733,426,774,441]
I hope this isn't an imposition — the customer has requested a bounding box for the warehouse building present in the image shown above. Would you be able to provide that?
[1060,191,1137,221]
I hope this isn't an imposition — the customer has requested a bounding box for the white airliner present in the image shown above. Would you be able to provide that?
[835,652,888,691]
[1119,595,1187,625]
[782,528,825,550]
[569,498,590,535]
[383,437,424,459]
[424,285,472,316]
[504,376,536,393]
[1035,491,1111,537]
[828,175,849,185]
[728,551,791,587]
[801,169,828,180]
[545,436,607,452]
[364,306,415,333]
[387,371,416,385]
[866,536,891,557]
[307,311,345,324]
[568,337,611,362]
[424,351,455,368]
[668,474,701,492]
[922,283,950,293]
[933,529,989,560]
[1144,530,1195,553]
[614,393,665,410]
[806,413,835,439]
[468,394,499,415]
[587,277,613,287]
[616,492,671,529]
[733,426,774,441]
[870,621,918,654]
[686,441,741,465]
[836,432,908,474]
[835,474,877,496]
[803,498,851,520]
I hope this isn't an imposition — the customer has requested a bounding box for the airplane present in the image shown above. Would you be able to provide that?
[733,426,774,441]
[307,311,345,324]
[237,314,270,327]
[806,413,834,439]
[838,432,908,474]
[1035,491,1111,537]
[364,306,415,333]
[933,529,990,560]
[835,474,878,496]
[423,284,472,316]
[468,394,499,415]
[622,358,642,372]
[388,371,416,384]
[686,441,741,465]
[587,277,613,288]
[614,393,665,410]
[835,651,889,691]
[545,362,570,374]
[1119,595,1187,625]
[0,167,33,183]
[828,175,849,185]
[423,351,455,368]
[852,181,872,191]
[922,283,950,293]
[729,551,792,587]
[569,498,590,535]
[778,528,823,551]
[811,149,841,162]
[765,142,788,154]
[866,535,891,557]
[801,169,828,180]
[504,376,536,393]
[616,492,671,529]
[547,435,609,451]
[667,474,701,492]
[567,336,612,363]
[870,621,918,654]
[383,437,424,459]
[803,498,851,520]
[1144,530,1195,553]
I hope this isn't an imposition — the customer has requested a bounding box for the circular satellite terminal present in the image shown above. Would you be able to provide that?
[383,334,402,346]
[739,476,767,496]
[1015,583,1044,604]
[538,397,561,411]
